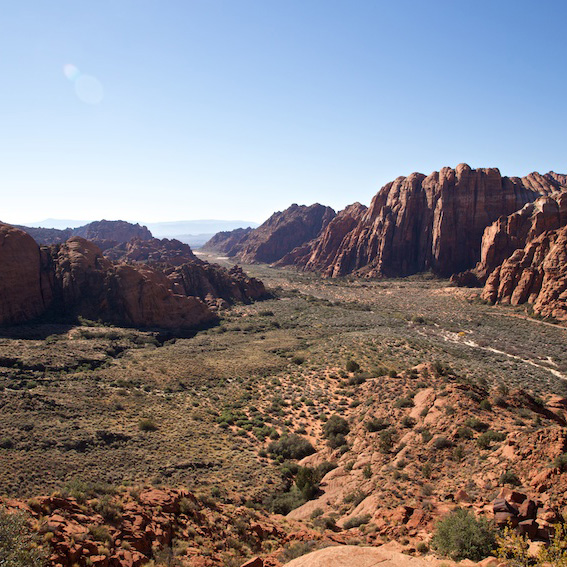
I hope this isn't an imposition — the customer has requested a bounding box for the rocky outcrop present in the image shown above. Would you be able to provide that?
[457,193,567,283]
[44,237,215,328]
[17,220,153,249]
[0,224,268,328]
[201,227,254,255]
[275,203,368,271]
[168,263,267,308]
[104,237,198,266]
[280,165,563,278]
[218,204,336,264]
[0,223,51,324]
[481,225,567,320]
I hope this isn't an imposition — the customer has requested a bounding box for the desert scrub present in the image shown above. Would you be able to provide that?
[0,507,47,567]
[432,508,496,561]
[322,414,350,449]
[138,417,158,432]
[343,514,371,529]
[267,434,315,460]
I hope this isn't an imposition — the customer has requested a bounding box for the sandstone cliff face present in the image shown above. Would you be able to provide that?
[224,204,336,264]
[46,237,215,328]
[275,203,368,271]
[481,225,567,320]
[282,165,561,278]
[104,237,198,266]
[470,193,567,282]
[201,227,254,255]
[0,223,50,324]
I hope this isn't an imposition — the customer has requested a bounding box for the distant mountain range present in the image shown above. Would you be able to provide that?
[25,219,260,247]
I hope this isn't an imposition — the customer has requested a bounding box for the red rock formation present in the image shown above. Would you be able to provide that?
[469,193,567,282]
[275,203,368,271]
[46,237,215,328]
[223,204,336,264]
[168,263,267,308]
[280,165,562,278]
[104,237,198,266]
[201,227,254,255]
[481,225,567,320]
[0,223,51,324]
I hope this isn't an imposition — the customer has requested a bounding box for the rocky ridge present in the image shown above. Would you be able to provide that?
[200,227,255,256]
[0,224,266,328]
[16,220,153,249]
[203,204,336,264]
[277,165,565,278]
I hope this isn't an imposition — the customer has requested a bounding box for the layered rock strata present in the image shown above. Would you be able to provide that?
[279,165,563,278]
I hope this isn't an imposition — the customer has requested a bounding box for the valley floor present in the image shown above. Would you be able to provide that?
[2,260,567,566]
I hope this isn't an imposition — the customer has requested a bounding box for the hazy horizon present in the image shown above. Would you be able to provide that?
[2,1,566,224]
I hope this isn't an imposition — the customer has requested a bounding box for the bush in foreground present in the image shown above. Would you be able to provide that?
[0,507,46,567]
[431,508,496,561]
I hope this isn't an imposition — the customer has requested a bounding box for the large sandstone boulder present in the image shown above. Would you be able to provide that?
[283,545,430,567]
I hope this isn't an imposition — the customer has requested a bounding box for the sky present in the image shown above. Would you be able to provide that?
[1,0,566,225]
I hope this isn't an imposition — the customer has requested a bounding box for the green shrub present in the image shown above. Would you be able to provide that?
[401,416,416,429]
[268,434,315,460]
[346,359,360,373]
[456,426,473,439]
[0,507,47,567]
[465,417,489,432]
[433,436,453,450]
[553,453,567,471]
[394,397,414,408]
[432,508,496,561]
[343,514,371,529]
[477,430,506,449]
[499,471,521,486]
[323,415,349,449]
[138,417,158,432]
[379,428,397,453]
[365,417,390,432]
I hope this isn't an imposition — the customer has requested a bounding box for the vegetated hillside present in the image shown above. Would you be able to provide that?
[278,165,566,278]
[0,223,266,328]
[203,203,336,264]
[15,219,153,248]
[1,266,567,566]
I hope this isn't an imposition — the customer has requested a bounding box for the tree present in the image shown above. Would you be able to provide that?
[431,508,496,561]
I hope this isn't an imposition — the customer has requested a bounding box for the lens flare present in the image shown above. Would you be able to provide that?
[74,75,104,104]
[63,64,80,81]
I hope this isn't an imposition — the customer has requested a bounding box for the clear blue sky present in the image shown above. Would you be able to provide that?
[1,0,566,225]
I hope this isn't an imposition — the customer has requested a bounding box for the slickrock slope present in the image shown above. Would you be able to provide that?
[0,223,50,324]
[201,227,255,255]
[104,237,199,266]
[280,165,562,278]
[17,219,153,249]
[215,204,336,264]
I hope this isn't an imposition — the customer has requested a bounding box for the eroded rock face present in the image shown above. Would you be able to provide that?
[201,227,254,255]
[104,237,198,266]
[457,193,567,284]
[0,223,50,324]
[281,165,562,278]
[47,237,215,328]
[168,263,267,307]
[221,203,336,264]
[275,203,368,271]
[481,225,567,320]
